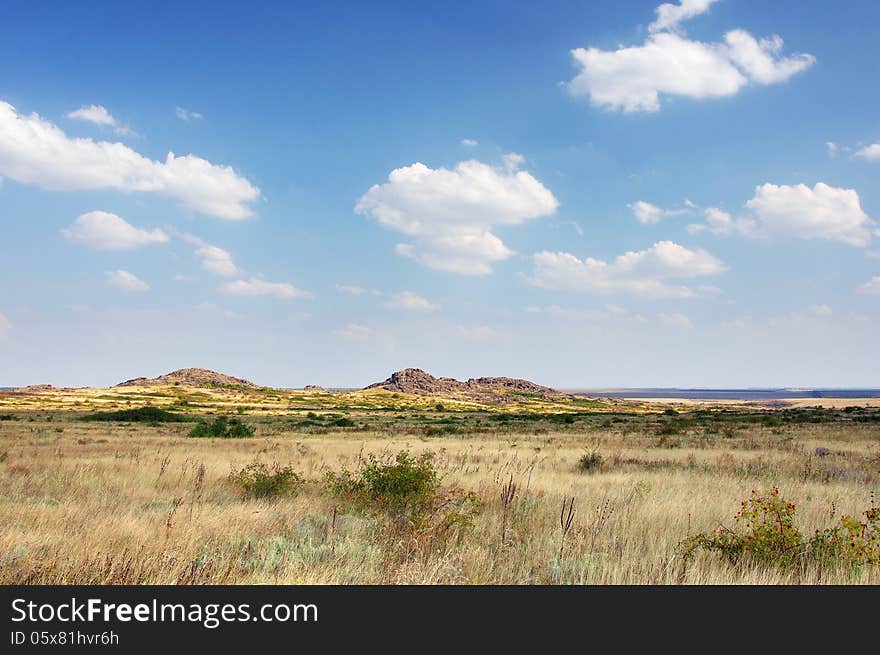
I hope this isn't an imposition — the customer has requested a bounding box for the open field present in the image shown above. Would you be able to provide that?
[1,386,879,584]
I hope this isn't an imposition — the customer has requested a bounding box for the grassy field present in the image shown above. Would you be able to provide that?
[1,386,878,584]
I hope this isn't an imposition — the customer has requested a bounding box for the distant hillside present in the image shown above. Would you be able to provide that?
[365,368,566,403]
[115,368,259,389]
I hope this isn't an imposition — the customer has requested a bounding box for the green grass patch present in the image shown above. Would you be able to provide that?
[79,407,190,423]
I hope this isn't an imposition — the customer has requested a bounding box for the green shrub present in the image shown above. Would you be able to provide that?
[187,416,254,439]
[577,451,604,473]
[325,451,481,534]
[679,487,880,569]
[79,407,188,423]
[230,462,302,498]
[329,417,355,428]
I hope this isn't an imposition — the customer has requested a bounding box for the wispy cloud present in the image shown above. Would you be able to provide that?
[176,106,204,121]
[384,291,438,311]
[220,277,312,299]
[67,104,136,137]
[107,269,149,292]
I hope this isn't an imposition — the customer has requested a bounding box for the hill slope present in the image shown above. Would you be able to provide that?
[115,368,259,389]
[365,368,566,403]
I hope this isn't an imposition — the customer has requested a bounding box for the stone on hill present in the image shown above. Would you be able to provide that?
[364,368,565,402]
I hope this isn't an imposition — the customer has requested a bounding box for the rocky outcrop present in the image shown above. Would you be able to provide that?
[14,384,60,393]
[365,368,565,402]
[115,368,259,389]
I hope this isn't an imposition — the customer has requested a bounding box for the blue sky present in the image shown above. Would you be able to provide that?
[1,0,878,388]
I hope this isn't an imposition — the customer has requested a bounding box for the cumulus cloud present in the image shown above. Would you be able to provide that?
[356,157,558,275]
[107,269,149,292]
[649,0,718,33]
[0,101,259,219]
[220,277,312,299]
[809,304,833,315]
[61,211,169,250]
[858,276,880,296]
[527,240,726,298]
[854,144,880,161]
[175,106,203,121]
[0,312,10,337]
[723,31,814,85]
[333,323,372,339]
[67,104,134,136]
[385,291,438,311]
[566,7,814,112]
[688,183,874,246]
[746,183,873,247]
[460,138,478,146]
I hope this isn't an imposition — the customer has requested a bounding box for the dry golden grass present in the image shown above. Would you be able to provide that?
[1,393,878,585]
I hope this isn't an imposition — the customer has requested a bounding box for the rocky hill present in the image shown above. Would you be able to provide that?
[365,368,565,402]
[115,368,259,389]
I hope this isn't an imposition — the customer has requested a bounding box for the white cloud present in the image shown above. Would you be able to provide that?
[0,101,259,219]
[658,312,694,329]
[61,211,169,250]
[175,106,203,121]
[356,157,558,275]
[629,200,691,224]
[333,323,372,339]
[67,105,115,126]
[220,277,312,299]
[688,183,874,246]
[527,240,726,298]
[460,138,478,146]
[854,144,880,161]
[826,141,838,156]
[857,276,880,296]
[194,245,239,277]
[630,201,666,225]
[809,304,833,315]
[745,183,873,247]
[567,15,814,112]
[385,291,439,311]
[67,104,135,137]
[177,233,241,277]
[723,30,814,85]
[649,0,718,33]
[0,312,10,338]
[687,206,756,236]
[107,269,149,292]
